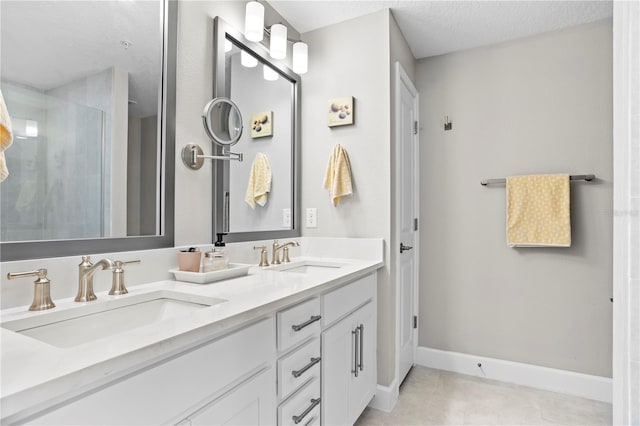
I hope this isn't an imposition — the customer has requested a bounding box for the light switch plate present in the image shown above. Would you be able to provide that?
[305,208,317,228]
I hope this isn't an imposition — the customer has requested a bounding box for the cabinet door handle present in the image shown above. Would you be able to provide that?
[292,315,321,332]
[352,328,359,377]
[358,324,364,371]
[292,398,321,424]
[292,357,321,378]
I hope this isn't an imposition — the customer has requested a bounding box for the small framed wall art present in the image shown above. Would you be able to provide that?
[251,111,273,138]
[328,96,354,127]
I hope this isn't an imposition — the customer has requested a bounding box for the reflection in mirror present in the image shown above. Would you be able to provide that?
[0,0,176,261]
[202,98,243,147]
[213,17,300,242]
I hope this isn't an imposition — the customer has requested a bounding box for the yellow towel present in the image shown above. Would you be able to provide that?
[245,153,272,209]
[323,144,353,206]
[0,90,13,183]
[506,174,571,247]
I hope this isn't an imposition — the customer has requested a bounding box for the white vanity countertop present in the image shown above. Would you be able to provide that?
[0,255,383,422]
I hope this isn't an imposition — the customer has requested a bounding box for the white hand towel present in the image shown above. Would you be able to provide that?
[245,153,272,209]
[0,90,14,183]
[323,144,353,206]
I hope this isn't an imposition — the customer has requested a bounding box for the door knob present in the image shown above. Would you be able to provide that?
[400,243,413,253]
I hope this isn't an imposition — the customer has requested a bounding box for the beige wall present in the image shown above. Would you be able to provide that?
[300,10,394,385]
[416,20,613,377]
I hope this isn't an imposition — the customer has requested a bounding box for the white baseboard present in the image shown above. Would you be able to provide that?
[415,346,612,403]
[368,380,399,412]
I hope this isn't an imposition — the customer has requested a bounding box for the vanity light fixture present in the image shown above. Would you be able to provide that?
[292,41,308,74]
[241,50,258,67]
[243,1,308,75]
[263,65,279,81]
[244,1,264,42]
[269,24,287,59]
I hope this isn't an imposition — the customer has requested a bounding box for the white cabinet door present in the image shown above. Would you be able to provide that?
[321,311,353,426]
[185,368,276,426]
[348,301,376,425]
[321,301,376,426]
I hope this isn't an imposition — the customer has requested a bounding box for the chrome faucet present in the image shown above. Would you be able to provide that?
[75,256,115,302]
[272,240,300,265]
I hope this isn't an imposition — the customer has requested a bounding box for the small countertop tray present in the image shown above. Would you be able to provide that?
[169,263,251,284]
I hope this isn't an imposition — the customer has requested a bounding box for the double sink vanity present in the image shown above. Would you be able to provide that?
[0,239,383,425]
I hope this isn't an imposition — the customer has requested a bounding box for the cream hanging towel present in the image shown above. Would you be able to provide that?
[245,153,272,209]
[0,90,13,183]
[323,144,353,206]
[506,174,571,247]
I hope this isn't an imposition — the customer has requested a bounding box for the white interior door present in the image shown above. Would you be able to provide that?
[395,62,419,385]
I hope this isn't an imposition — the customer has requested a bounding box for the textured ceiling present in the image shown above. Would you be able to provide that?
[268,1,613,59]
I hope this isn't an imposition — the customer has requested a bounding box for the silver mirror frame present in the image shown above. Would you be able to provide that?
[202,97,243,147]
[212,17,300,243]
[0,0,177,261]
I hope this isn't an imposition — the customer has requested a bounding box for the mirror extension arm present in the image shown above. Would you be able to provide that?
[181,143,243,170]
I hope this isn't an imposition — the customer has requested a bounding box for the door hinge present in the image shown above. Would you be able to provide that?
[413,315,417,329]
[414,218,418,231]
[413,121,418,135]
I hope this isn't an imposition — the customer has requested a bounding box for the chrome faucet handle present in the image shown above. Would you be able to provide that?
[253,246,269,267]
[110,259,140,295]
[7,268,56,311]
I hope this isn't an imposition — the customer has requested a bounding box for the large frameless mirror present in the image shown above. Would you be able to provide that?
[0,0,176,261]
[212,17,300,242]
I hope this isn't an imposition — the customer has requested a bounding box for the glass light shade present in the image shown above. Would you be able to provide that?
[292,42,308,74]
[269,24,287,59]
[244,1,264,42]
[224,39,232,52]
[241,50,258,68]
[263,65,279,81]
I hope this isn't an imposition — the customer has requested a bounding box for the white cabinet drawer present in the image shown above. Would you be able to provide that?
[278,337,321,401]
[32,318,275,425]
[278,378,321,426]
[277,297,321,353]
[322,274,375,327]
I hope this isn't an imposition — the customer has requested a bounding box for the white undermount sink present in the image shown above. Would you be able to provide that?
[271,260,346,274]
[1,291,226,348]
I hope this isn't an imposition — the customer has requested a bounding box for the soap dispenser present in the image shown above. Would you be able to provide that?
[204,233,229,272]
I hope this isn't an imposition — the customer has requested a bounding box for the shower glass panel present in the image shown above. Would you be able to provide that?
[1,82,105,241]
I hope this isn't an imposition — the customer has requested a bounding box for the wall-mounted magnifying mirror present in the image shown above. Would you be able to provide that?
[202,97,243,147]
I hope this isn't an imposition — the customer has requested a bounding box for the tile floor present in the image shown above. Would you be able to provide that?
[355,367,612,426]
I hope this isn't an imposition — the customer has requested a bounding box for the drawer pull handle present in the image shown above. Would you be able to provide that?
[292,398,321,424]
[292,315,321,332]
[358,324,364,371]
[352,328,359,377]
[292,357,321,378]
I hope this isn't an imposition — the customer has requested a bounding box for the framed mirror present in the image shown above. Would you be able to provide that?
[212,17,300,243]
[0,0,176,261]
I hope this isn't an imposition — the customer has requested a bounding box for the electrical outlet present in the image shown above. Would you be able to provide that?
[282,208,291,228]
[305,208,317,228]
